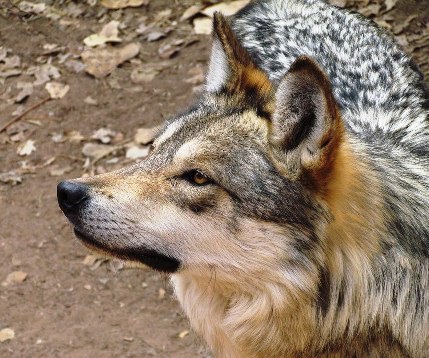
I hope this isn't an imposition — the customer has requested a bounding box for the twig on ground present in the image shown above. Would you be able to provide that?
[0,96,50,133]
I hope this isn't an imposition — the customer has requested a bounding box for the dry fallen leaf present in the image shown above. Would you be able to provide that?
[91,127,116,144]
[82,254,98,266]
[147,31,166,42]
[178,330,189,339]
[2,271,28,286]
[84,96,98,106]
[65,60,85,73]
[392,15,418,35]
[65,130,84,143]
[18,1,46,14]
[131,67,159,83]
[134,125,161,145]
[201,0,250,17]
[359,4,381,17]
[32,64,61,86]
[10,131,26,142]
[17,140,36,156]
[101,0,148,9]
[81,43,141,78]
[154,9,172,23]
[193,17,213,35]
[49,165,73,177]
[0,69,22,79]
[384,0,398,12]
[1,55,20,69]
[158,40,184,59]
[82,143,114,159]
[0,328,15,343]
[180,4,204,22]
[15,82,34,103]
[126,145,150,159]
[0,171,22,185]
[45,82,70,99]
[85,255,108,271]
[84,21,122,47]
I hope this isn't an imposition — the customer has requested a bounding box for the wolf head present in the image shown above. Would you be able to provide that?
[58,13,348,289]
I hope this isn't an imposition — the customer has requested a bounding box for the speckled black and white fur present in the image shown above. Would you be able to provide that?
[58,0,429,357]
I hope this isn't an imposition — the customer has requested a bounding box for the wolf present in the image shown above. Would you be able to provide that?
[57,0,429,356]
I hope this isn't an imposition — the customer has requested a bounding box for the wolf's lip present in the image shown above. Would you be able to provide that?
[73,228,180,273]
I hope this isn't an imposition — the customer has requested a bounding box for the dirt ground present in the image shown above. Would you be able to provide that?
[0,1,427,357]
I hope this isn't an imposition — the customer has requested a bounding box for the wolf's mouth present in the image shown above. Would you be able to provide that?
[73,228,180,273]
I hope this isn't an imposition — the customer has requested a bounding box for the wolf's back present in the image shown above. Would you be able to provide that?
[231,0,429,149]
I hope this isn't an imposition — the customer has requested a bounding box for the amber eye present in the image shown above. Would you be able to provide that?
[193,171,209,185]
[182,170,212,186]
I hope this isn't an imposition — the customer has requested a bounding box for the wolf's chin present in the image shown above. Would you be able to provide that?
[73,228,181,273]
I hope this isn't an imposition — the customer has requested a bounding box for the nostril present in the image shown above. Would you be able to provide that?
[57,181,89,212]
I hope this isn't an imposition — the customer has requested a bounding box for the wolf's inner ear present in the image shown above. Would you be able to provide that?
[206,12,273,108]
[271,56,344,187]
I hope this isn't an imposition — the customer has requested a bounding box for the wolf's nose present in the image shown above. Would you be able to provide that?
[57,181,89,213]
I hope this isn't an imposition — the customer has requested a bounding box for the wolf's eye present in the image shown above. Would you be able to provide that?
[182,170,212,186]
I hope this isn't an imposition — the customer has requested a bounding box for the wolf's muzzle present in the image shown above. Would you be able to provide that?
[57,181,89,214]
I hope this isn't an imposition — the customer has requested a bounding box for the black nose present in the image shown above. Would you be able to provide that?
[57,181,89,213]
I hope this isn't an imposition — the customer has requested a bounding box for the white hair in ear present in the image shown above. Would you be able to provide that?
[206,38,230,93]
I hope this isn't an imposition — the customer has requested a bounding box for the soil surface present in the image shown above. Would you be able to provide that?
[0,1,427,357]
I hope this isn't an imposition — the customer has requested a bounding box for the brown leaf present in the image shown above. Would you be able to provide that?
[384,0,398,12]
[147,31,166,42]
[2,271,28,286]
[82,143,114,158]
[81,43,141,78]
[45,82,70,99]
[17,140,36,156]
[84,96,98,106]
[178,330,189,339]
[158,41,183,59]
[15,82,33,103]
[193,18,213,35]
[18,2,46,14]
[359,4,381,17]
[65,130,84,143]
[134,125,161,144]
[31,64,61,86]
[101,0,149,9]
[91,127,116,144]
[49,165,73,177]
[201,0,250,17]
[125,145,150,159]
[131,67,158,83]
[0,328,15,343]
[392,15,417,35]
[84,21,122,47]
[0,171,22,185]
[180,5,204,22]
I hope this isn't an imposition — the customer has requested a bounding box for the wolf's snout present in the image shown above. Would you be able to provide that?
[57,181,89,214]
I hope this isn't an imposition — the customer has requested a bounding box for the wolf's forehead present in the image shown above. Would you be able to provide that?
[154,109,268,148]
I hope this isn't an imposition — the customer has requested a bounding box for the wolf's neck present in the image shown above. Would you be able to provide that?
[323,136,387,260]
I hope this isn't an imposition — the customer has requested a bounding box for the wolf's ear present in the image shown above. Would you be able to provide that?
[271,57,344,187]
[206,13,273,105]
